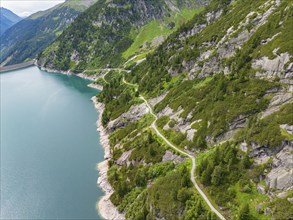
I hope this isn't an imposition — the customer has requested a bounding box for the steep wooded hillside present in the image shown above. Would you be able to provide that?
[38,0,293,219]
[0,7,22,36]
[37,0,207,72]
[0,0,96,66]
[94,0,293,219]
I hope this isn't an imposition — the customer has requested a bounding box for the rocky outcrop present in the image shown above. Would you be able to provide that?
[253,53,292,79]
[158,106,199,141]
[177,0,283,80]
[265,145,293,190]
[116,150,133,166]
[179,24,207,40]
[249,140,293,191]
[257,184,267,195]
[149,92,168,108]
[162,150,185,164]
[210,116,248,145]
[107,103,149,132]
[240,142,248,153]
[261,92,293,119]
[206,10,222,24]
[250,140,292,158]
[280,124,293,135]
[229,115,249,130]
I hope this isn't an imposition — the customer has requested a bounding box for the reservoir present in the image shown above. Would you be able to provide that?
[0,66,104,219]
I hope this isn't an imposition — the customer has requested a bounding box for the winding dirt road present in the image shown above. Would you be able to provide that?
[123,76,226,220]
[140,96,226,220]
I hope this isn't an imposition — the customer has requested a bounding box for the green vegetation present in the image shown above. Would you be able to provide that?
[123,20,172,59]
[106,109,212,219]
[38,0,204,72]
[238,103,293,147]
[154,75,277,146]
[96,0,292,218]
[109,158,213,219]
[269,198,293,219]
[196,142,270,219]
[123,8,203,59]
[127,0,292,97]
[92,0,293,219]
[254,1,293,58]
[97,70,142,125]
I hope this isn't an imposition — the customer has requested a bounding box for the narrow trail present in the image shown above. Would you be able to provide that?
[122,76,226,220]
[102,69,110,84]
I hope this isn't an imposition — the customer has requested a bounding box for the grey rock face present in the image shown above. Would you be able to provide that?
[179,24,206,40]
[158,106,200,142]
[206,10,222,24]
[250,140,291,158]
[257,184,267,194]
[116,150,133,166]
[229,115,249,130]
[162,150,185,164]
[218,30,250,59]
[107,103,149,132]
[253,53,292,79]
[261,92,293,119]
[265,145,293,190]
[149,92,168,108]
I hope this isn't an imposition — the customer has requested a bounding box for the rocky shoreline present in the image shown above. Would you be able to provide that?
[92,97,125,220]
[39,66,104,93]
[39,65,123,219]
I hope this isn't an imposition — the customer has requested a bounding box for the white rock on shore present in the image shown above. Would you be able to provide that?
[88,83,103,91]
[92,97,125,220]
[38,66,99,82]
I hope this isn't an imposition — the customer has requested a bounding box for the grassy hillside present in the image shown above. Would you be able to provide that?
[123,8,204,59]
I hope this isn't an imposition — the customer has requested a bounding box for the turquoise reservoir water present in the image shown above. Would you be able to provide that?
[1,66,104,219]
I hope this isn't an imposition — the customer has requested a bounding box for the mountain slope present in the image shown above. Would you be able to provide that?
[85,0,292,219]
[0,0,96,66]
[37,0,207,72]
[36,0,292,219]
[0,7,22,35]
